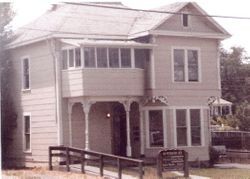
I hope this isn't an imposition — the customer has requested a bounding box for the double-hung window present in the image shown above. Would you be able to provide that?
[22,57,30,90]
[175,108,202,147]
[173,48,200,82]
[24,114,31,152]
[176,109,188,146]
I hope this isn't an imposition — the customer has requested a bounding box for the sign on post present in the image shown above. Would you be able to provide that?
[157,149,189,178]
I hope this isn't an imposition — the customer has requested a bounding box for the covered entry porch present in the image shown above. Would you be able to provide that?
[65,97,144,158]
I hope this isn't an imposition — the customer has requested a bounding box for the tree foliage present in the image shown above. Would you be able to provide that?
[0,3,16,167]
[220,46,250,130]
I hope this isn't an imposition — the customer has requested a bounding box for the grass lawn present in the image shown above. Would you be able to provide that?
[2,167,101,179]
[2,166,181,179]
[190,168,250,179]
[6,166,250,179]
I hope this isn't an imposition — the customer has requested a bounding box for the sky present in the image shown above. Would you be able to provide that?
[6,0,250,56]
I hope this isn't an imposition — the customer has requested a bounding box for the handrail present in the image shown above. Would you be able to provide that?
[49,146,144,179]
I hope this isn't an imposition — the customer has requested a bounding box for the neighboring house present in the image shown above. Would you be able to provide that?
[6,2,230,167]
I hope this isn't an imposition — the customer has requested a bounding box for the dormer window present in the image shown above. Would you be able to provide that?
[182,13,188,27]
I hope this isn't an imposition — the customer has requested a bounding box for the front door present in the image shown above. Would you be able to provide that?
[112,103,127,156]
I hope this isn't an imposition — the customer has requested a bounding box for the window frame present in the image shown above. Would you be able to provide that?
[61,46,147,70]
[145,108,167,149]
[182,13,189,27]
[172,47,201,83]
[173,107,204,148]
[23,113,31,153]
[21,56,31,91]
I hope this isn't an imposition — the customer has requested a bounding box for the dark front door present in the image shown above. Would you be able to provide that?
[112,103,127,156]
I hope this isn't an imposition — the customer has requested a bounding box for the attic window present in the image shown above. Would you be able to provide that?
[182,14,188,27]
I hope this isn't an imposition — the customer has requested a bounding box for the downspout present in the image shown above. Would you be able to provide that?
[47,38,63,146]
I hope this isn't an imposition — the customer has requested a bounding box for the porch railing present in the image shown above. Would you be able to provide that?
[49,146,144,179]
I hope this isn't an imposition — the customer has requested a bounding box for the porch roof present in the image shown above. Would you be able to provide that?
[60,38,155,48]
[212,98,232,106]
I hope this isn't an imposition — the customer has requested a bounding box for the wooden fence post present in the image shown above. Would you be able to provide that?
[139,161,143,179]
[117,158,122,179]
[49,147,52,170]
[66,147,70,172]
[99,155,104,177]
[81,151,85,174]
[184,151,189,178]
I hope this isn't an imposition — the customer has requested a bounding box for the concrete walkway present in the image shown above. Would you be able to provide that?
[71,164,137,179]
[70,164,211,179]
[173,171,210,179]
[214,163,250,169]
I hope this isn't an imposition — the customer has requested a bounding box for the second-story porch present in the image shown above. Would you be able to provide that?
[59,39,155,98]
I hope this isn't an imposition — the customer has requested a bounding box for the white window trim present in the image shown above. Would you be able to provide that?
[145,108,167,149]
[21,56,31,91]
[173,107,205,148]
[23,112,32,153]
[171,46,201,83]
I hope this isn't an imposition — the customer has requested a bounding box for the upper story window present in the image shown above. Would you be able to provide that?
[120,48,131,68]
[62,47,148,70]
[109,48,119,68]
[84,47,95,68]
[97,48,108,68]
[22,57,30,90]
[173,48,200,82]
[182,13,189,27]
[62,48,82,69]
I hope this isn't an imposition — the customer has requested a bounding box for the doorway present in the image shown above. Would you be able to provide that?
[112,103,127,156]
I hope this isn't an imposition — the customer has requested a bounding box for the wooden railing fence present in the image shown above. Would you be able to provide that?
[49,146,144,179]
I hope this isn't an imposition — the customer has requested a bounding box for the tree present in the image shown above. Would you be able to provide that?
[220,46,250,130]
[220,47,250,104]
[0,3,16,168]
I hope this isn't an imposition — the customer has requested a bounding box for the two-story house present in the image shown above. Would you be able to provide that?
[6,2,230,167]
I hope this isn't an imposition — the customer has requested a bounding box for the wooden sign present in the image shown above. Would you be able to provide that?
[157,149,189,178]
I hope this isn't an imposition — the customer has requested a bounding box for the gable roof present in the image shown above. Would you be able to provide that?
[8,2,230,48]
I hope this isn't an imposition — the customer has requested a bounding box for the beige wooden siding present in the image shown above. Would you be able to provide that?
[71,103,85,149]
[157,4,221,34]
[62,69,145,97]
[152,36,220,106]
[9,41,58,165]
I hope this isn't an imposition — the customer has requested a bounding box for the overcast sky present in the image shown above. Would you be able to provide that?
[7,0,250,56]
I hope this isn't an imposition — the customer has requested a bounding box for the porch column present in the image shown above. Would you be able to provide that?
[121,100,132,157]
[139,105,145,156]
[229,105,232,115]
[81,100,95,150]
[149,36,156,90]
[68,102,73,146]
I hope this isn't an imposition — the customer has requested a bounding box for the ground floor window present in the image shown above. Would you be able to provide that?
[24,114,31,152]
[148,110,164,147]
[175,108,202,147]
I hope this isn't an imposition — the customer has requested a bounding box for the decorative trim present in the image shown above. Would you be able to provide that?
[207,96,217,106]
[143,96,168,105]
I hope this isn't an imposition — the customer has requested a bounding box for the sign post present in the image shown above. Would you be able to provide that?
[157,149,189,178]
